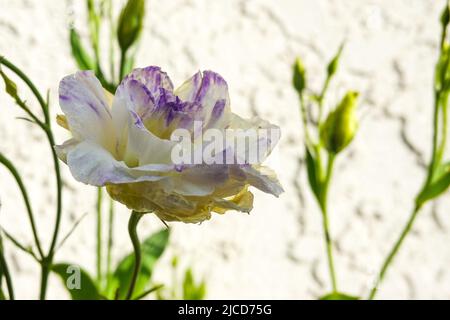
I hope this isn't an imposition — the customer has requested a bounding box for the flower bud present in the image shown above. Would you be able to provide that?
[441,1,450,29]
[320,91,359,154]
[327,44,344,78]
[293,57,307,94]
[117,0,145,53]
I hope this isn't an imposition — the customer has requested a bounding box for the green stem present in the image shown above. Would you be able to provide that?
[299,93,312,146]
[318,76,331,124]
[126,211,144,300]
[0,57,63,300]
[368,204,422,300]
[318,153,338,293]
[0,153,44,259]
[369,43,447,299]
[0,237,14,300]
[107,0,116,82]
[96,187,103,286]
[0,56,48,123]
[38,257,51,300]
[106,198,115,284]
[119,50,127,82]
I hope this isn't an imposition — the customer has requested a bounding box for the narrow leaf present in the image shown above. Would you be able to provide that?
[305,147,320,200]
[70,28,95,70]
[417,166,450,205]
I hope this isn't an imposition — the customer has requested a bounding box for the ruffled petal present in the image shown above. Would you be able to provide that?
[124,66,173,103]
[195,71,231,128]
[174,71,202,102]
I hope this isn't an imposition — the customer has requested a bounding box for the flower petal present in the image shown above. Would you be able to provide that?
[59,71,114,149]
[195,71,231,127]
[66,141,169,187]
[240,165,284,197]
[174,71,202,102]
[124,66,173,103]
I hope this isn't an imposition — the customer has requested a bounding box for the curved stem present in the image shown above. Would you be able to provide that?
[0,57,63,299]
[96,187,103,286]
[368,204,422,300]
[0,56,48,123]
[0,236,14,300]
[0,153,44,259]
[126,211,144,300]
[119,50,127,82]
[44,128,63,255]
[319,154,338,293]
[106,198,115,284]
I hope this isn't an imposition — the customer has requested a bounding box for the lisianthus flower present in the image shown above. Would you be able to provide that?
[56,67,283,223]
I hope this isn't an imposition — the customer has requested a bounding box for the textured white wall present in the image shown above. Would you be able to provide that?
[0,0,449,299]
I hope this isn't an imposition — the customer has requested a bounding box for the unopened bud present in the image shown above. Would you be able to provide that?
[293,57,307,94]
[320,91,359,154]
[117,0,145,53]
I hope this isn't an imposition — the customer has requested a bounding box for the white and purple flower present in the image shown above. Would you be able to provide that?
[56,66,283,223]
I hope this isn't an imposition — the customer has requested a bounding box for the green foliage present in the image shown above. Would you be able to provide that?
[106,228,169,300]
[69,29,96,70]
[182,268,207,300]
[52,264,100,300]
[320,292,359,300]
[51,229,168,300]
[157,256,207,300]
[305,146,320,201]
[416,162,450,205]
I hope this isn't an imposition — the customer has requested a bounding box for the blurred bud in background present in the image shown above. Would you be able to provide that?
[320,91,359,154]
[117,0,145,54]
[293,57,307,95]
[327,44,344,79]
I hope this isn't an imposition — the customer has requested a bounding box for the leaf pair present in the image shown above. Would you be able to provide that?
[52,229,169,300]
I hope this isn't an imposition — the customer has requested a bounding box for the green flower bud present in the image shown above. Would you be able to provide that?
[117,0,145,53]
[320,91,359,154]
[293,57,307,94]
[327,44,344,78]
[441,1,450,29]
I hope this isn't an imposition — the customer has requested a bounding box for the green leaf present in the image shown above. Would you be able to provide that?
[319,292,359,300]
[417,163,450,205]
[70,28,95,70]
[183,268,206,300]
[107,229,170,300]
[305,146,320,200]
[52,263,100,300]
